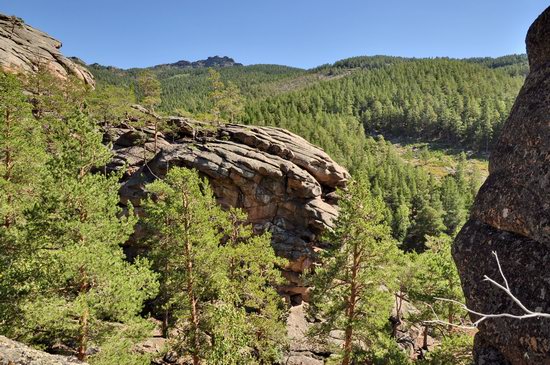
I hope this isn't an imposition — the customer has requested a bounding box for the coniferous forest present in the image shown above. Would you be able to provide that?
[0,20,529,363]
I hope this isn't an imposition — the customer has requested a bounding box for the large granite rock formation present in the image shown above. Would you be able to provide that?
[0,13,94,86]
[453,6,550,365]
[0,336,85,365]
[106,118,350,302]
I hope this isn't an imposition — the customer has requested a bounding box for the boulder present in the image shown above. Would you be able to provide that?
[453,6,550,364]
[0,336,85,365]
[0,13,94,86]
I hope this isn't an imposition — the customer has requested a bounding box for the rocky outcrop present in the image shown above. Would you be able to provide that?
[106,119,349,364]
[106,119,349,300]
[152,56,242,69]
[453,6,550,365]
[0,13,94,86]
[0,336,85,365]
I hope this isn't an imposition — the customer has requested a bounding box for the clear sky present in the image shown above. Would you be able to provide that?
[1,1,547,69]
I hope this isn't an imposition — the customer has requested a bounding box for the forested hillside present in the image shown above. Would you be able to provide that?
[244,59,523,156]
[89,54,525,157]
[0,43,526,363]
[86,54,525,251]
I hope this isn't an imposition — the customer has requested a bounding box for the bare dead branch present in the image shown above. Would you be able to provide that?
[423,251,550,330]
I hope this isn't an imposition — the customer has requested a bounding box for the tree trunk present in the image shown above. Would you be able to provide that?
[77,307,89,362]
[342,244,359,365]
[162,307,169,338]
[183,192,201,365]
[422,324,429,350]
[77,268,89,362]
[3,109,13,228]
[154,120,158,155]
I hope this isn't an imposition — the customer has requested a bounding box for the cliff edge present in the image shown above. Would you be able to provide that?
[0,13,94,86]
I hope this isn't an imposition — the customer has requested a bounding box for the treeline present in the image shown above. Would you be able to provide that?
[88,55,525,154]
[322,54,528,77]
[244,58,524,154]
[88,63,305,114]
[464,54,529,77]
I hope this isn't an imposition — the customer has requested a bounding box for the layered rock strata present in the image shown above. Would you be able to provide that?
[106,119,350,302]
[0,13,94,86]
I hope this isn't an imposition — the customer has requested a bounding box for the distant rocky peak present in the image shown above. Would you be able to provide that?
[192,56,242,68]
[154,55,242,69]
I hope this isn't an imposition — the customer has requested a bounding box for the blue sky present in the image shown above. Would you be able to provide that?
[1,1,547,69]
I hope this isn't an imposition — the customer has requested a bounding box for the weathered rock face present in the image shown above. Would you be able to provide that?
[0,13,94,86]
[453,6,550,365]
[106,119,349,295]
[0,336,85,365]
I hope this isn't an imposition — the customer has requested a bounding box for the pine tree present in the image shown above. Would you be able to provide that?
[409,234,465,334]
[308,178,401,365]
[208,68,225,123]
[0,72,47,329]
[86,84,136,126]
[136,71,162,153]
[219,81,244,122]
[18,109,158,363]
[219,208,287,364]
[143,167,286,364]
[207,69,244,123]
[440,176,467,235]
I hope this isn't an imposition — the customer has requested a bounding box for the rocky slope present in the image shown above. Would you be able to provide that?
[0,336,85,365]
[0,13,94,86]
[105,118,350,302]
[453,6,550,365]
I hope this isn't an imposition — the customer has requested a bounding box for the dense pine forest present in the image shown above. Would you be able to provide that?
[89,54,525,159]
[0,51,526,364]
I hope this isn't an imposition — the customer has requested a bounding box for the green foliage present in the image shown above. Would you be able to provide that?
[408,235,466,336]
[86,84,136,125]
[207,68,245,122]
[0,72,46,226]
[419,333,473,365]
[440,176,467,235]
[359,137,481,250]
[22,66,89,121]
[87,321,155,365]
[0,73,158,363]
[136,71,162,112]
[19,111,158,361]
[308,177,403,364]
[244,58,522,154]
[464,54,528,77]
[0,72,48,327]
[88,63,305,115]
[143,167,286,364]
